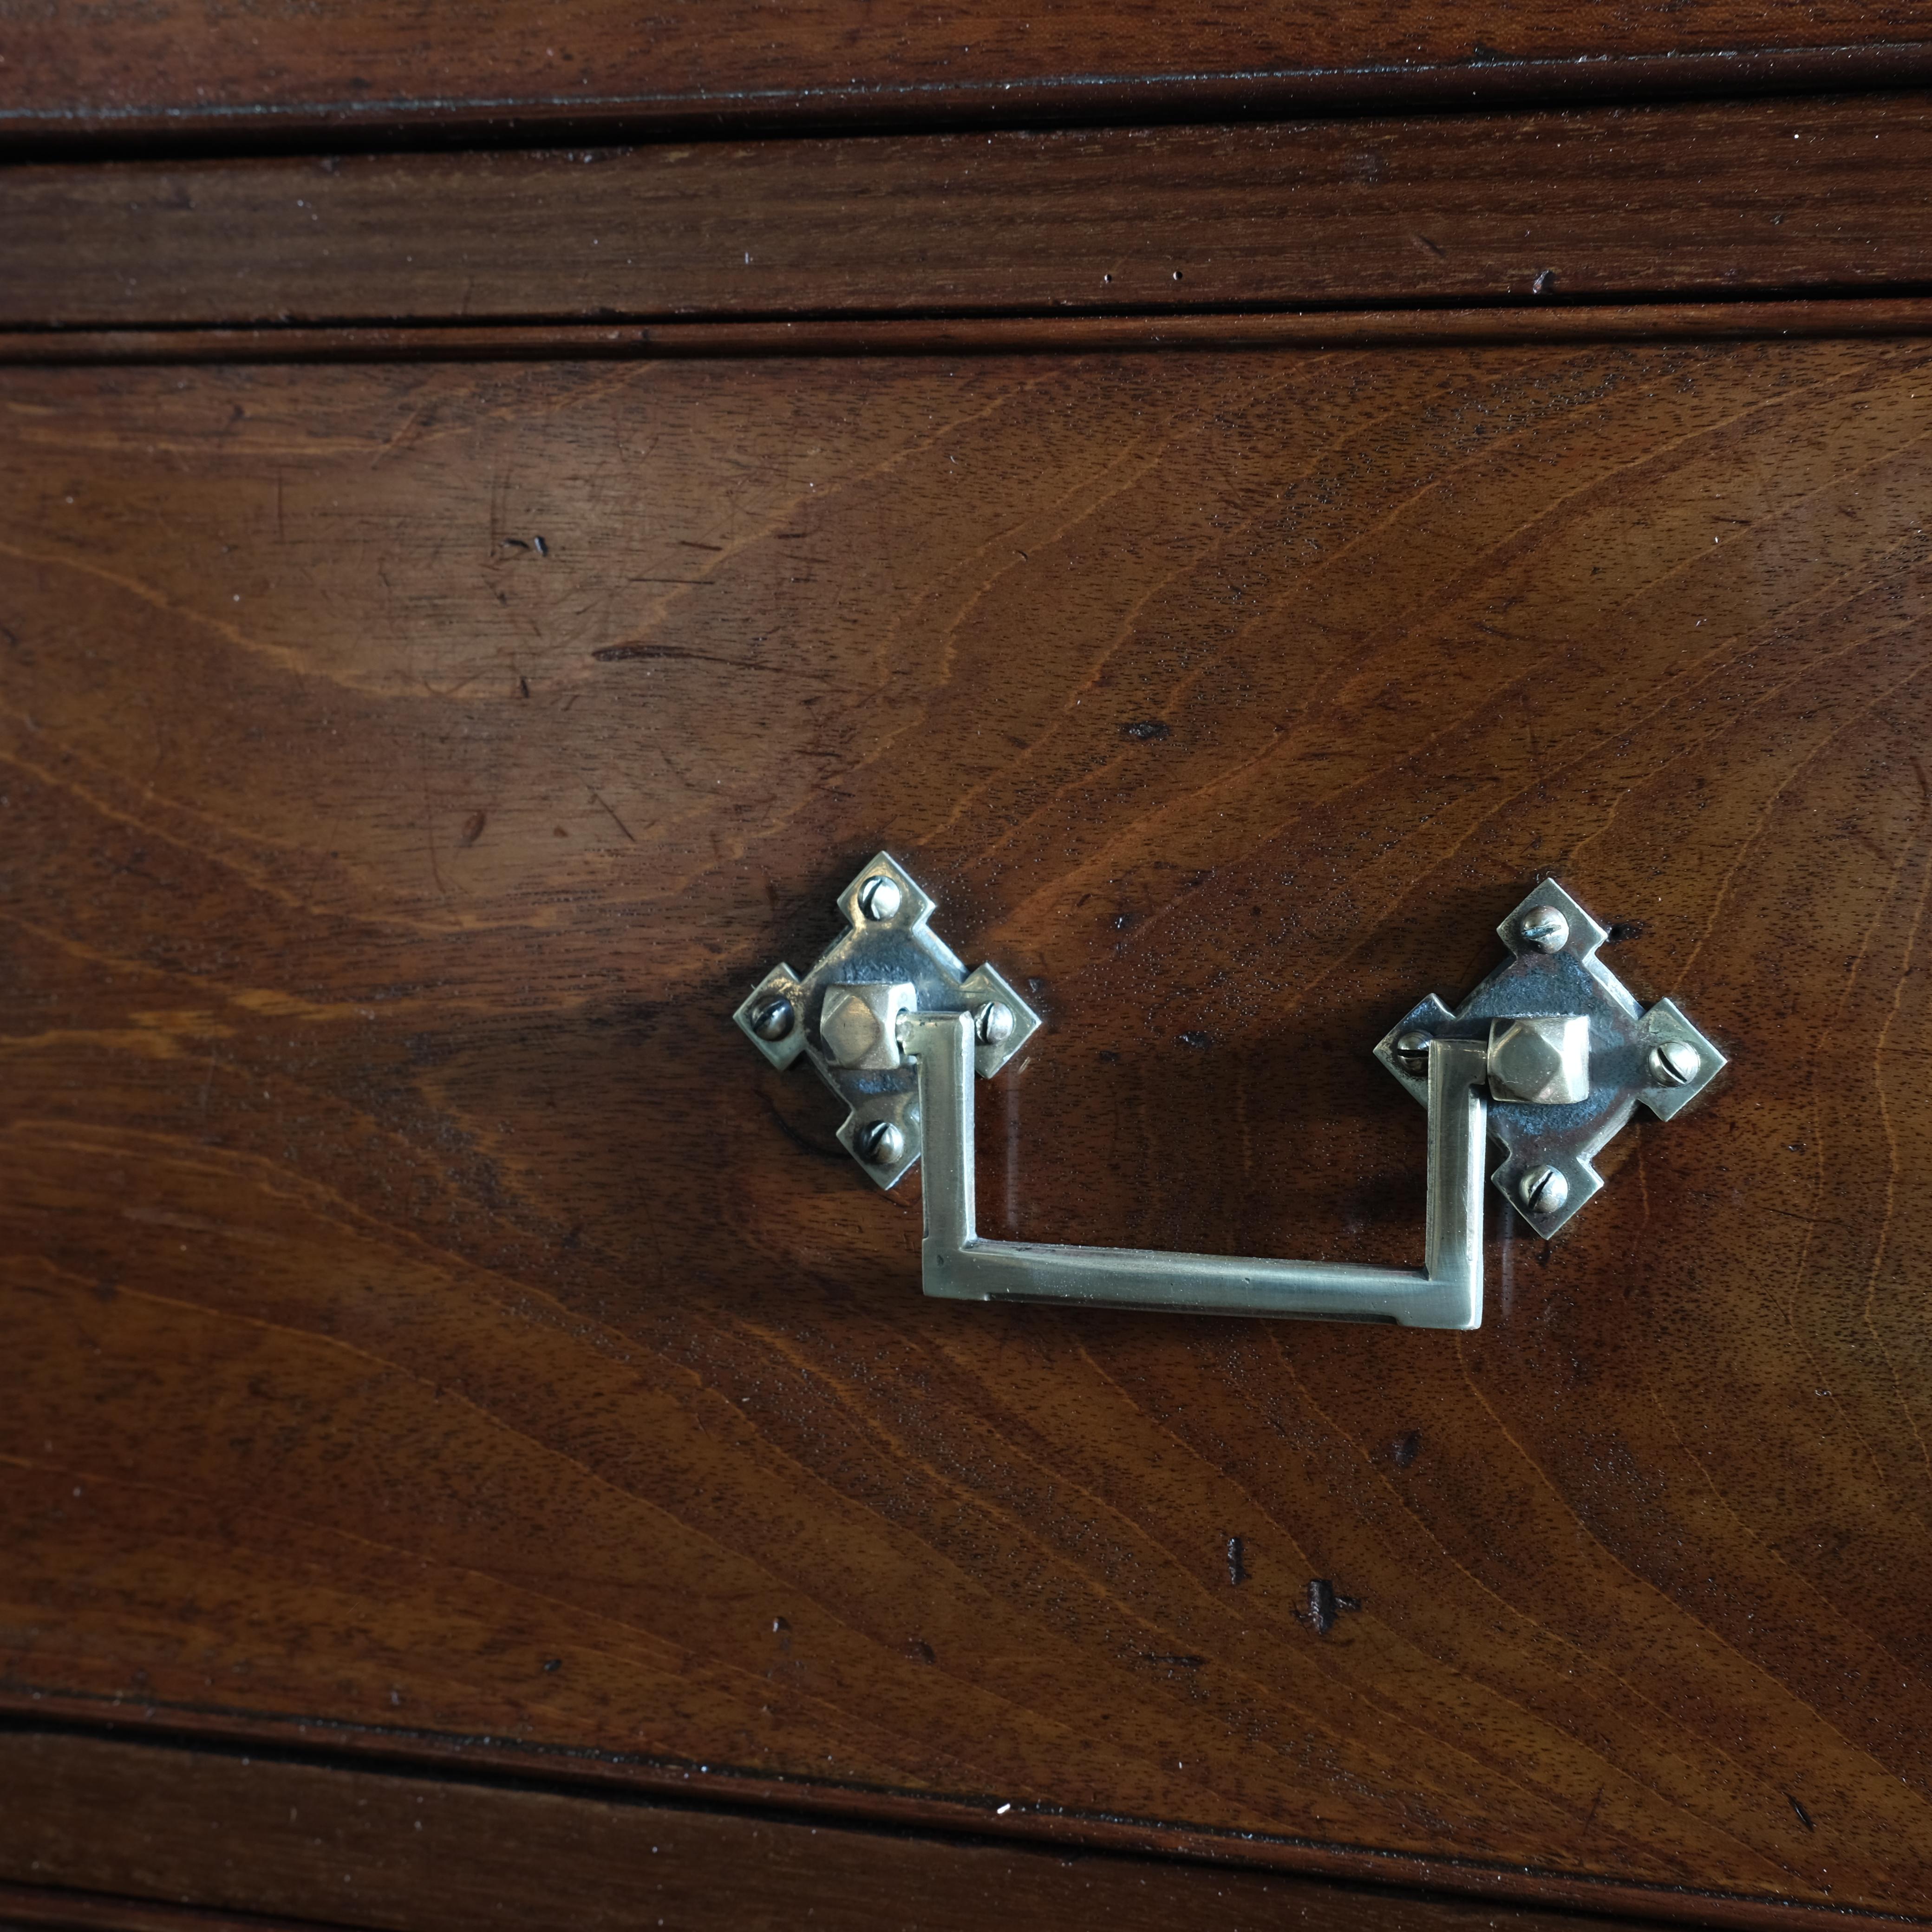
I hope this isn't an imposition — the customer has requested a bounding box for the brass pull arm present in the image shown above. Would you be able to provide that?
[908,1010,1488,1330]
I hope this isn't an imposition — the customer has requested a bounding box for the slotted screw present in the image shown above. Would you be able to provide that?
[977,1002,1015,1046]
[750,994,796,1041]
[858,875,902,921]
[1394,1029,1432,1072]
[856,1119,905,1166]
[1518,1164,1569,1216]
[1649,1039,1701,1087]
[1519,906,1570,953]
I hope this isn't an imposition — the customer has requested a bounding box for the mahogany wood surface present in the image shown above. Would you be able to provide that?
[2,332,1929,1922]
[5,0,1932,152]
[0,1726,1681,1932]
[12,93,1932,331]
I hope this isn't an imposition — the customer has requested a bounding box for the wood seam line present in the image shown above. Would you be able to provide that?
[7,302,1932,366]
[10,40,1932,156]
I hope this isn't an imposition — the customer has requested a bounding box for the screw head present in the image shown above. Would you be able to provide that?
[749,994,796,1041]
[1649,1038,1702,1087]
[1518,1164,1570,1216]
[976,1001,1015,1046]
[856,1118,905,1166]
[857,874,902,921]
[1394,1029,1432,1071]
[1519,905,1570,953]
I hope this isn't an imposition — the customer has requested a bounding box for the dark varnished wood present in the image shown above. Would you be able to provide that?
[11,301,1932,369]
[1,335,1930,1921]
[0,1726,1684,1932]
[10,93,1932,330]
[0,1889,325,1932]
[5,0,1932,153]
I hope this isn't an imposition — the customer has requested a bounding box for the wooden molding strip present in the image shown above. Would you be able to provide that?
[6,300,1932,366]
[4,5,1932,154]
[7,94,1932,331]
[0,1878,336,1932]
[0,1728,1680,1932]
[3,1699,1924,1932]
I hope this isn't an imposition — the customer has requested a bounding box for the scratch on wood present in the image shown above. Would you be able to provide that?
[587,789,638,843]
[591,642,822,678]
[420,759,448,899]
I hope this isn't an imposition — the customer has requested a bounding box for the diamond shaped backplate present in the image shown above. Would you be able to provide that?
[735,853,1041,1188]
[1373,881,1726,1238]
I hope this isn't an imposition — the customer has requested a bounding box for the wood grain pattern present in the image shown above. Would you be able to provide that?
[0,1726,1681,1932]
[1,336,1929,1919]
[4,0,1932,151]
[10,93,1932,330]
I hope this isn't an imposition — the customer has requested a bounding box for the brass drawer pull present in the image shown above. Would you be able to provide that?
[738,859,1724,1331]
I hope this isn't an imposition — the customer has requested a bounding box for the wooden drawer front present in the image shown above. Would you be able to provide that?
[1,336,1927,1918]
